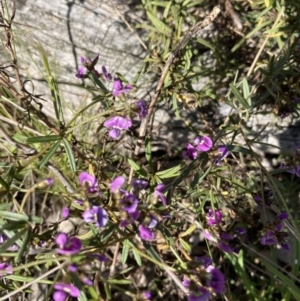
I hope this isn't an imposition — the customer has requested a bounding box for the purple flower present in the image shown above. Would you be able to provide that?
[103,116,132,139]
[53,282,80,301]
[93,254,109,262]
[119,210,140,227]
[75,54,99,79]
[139,224,155,241]
[110,176,126,193]
[235,227,246,235]
[143,291,152,299]
[102,66,113,81]
[62,207,69,219]
[274,212,288,231]
[135,100,148,119]
[194,256,213,268]
[182,143,198,160]
[214,146,230,165]
[153,184,167,206]
[194,136,213,152]
[260,230,278,246]
[0,262,13,276]
[286,165,300,177]
[218,241,234,253]
[75,66,87,79]
[131,178,148,190]
[206,209,222,226]
[205,266,226,293]
[120,192,139,214]
[202,229,217,242]
[112,79,132,96]
[55,233,82,255]
[253,190,273,206]
[82,277,93,286]
[82,206,108,227]
[68,264,78,273]
[182,279,211,301]
[79,172,100,194]
[188,287,210,301]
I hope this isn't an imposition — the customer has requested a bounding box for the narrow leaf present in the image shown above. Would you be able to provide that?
[230,83,250,109]
[146,11,172,36]
[27,135,61,143]
[39,140,61,169]
[63,138,76,172]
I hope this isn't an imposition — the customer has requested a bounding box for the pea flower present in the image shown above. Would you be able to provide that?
[82,206,108,227]
[206,208,222,226]
[214,146,230,165]
[61,207,69,219]
[194,136,213,152]
[143,291,152,299]
[110,176,126,193]
[182,136,213,160]
[260,212,289,249]
[285,165,300,177]
[112,79,132,96]
[182,278,211,301]
[120,210,140,228]
[153,184,167,206]
[135,100,148,119]
[0,262,13,276]
[205,266,226,293]
[55,233,82,255]
[79,172,100,194]
[75,54,99,79]
[131,178,148,190]
[53,282,80,301]
[139,216,157,241]
[182,143,198,160]
[102,66,113,81]
[139,224,155,241]
[103,116,132,139]
[260,230,278,246]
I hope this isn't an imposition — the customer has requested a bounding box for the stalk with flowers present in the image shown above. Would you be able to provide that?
[1,1,300,301]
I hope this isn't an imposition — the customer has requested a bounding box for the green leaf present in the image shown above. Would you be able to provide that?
[107,279,132,285]
[88,72,108,92]
[260,256,300,300]
[226,251,259,300]
[121,240,129,264]
[63,138,76,172]
[16,225,32,263]
[179,238,191,252]
[128,158,141,171]
[230,83,250,110]
[196,37,216,51]
[4,274,52,284]
[155,163,183,179]
[131,246,142,266]
[229,145,252,155]
[242,78,251,107]
[0,228,27,253]
[27,135,61,143]
[0,221,27,230]
[0,211,30,222]
[39,140,61,169]
[145,137,152,164]
[0,177,9,190]
[146,11,172,36]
